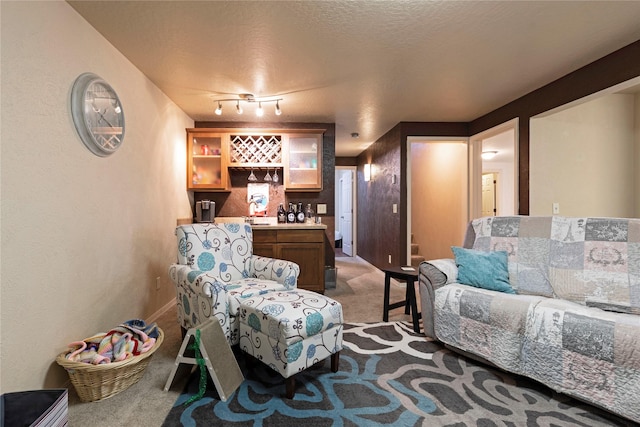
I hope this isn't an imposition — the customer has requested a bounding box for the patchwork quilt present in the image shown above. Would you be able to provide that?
[432,216,640,423]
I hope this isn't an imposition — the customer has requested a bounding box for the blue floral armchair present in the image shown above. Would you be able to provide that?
[169,223,299,345]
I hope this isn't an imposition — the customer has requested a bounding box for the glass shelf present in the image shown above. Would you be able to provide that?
[187,132,228,191]
[284,133,322,191]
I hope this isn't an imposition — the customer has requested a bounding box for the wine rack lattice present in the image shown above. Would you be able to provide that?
[230,135,282,164]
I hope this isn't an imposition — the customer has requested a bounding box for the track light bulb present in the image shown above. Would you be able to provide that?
[211,96,282,117]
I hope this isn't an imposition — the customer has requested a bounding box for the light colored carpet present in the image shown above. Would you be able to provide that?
[327,255,420,324]
[67,256,405,426]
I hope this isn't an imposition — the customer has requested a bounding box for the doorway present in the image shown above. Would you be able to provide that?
[470,119,518,219]
[407,139,468,262]
[335,167,356,256]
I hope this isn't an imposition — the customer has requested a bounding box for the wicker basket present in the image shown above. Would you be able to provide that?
[56,328,164,402]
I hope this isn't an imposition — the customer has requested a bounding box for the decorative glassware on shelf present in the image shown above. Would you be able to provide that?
[285,134,322,190]
[188,132,226,190]
[272,168,279,183]
[248,168,258,182]
[264,168,272,182]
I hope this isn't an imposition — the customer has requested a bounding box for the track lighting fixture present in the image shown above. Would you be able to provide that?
[211,93,283,117]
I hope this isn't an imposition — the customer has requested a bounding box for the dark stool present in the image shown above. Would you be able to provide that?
[382,266,421,333]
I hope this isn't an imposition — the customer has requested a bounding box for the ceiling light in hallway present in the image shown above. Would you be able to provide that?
[481,151,498,160]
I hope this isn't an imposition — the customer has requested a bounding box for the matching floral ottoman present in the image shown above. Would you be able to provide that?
[238,289,343,398]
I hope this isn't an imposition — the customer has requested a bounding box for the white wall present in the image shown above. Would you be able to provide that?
[530,94,636,217]
[1,1,193,392]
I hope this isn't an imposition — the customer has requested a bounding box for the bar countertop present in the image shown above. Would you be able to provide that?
[214,216,327,230]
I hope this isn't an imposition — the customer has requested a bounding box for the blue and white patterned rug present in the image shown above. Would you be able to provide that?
[162,322,629,426]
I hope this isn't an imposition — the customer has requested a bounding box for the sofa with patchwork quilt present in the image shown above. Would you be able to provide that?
[418,216,640,423]
[169,223,300,345]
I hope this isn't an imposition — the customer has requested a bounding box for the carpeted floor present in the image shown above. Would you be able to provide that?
[66,255,408,426]
[66,256,634,426]
[327,255,418,324]
[162,321,627,427]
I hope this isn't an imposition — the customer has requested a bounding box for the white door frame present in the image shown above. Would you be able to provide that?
[469,118,519,219]
[335,166,357,256]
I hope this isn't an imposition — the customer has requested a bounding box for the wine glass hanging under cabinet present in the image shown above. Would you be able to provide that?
[187,131,229,191]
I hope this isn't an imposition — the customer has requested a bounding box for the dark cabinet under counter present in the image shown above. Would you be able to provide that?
[252,226,326,293]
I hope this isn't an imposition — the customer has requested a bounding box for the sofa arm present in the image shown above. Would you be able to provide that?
[250,255,300,290]
[418,259,457,339]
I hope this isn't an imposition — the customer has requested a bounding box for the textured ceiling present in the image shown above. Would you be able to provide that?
[68,1,640,156]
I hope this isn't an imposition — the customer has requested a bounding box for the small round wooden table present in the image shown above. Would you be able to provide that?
[382,266,421,333]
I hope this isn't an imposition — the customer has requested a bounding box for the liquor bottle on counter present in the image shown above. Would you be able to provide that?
[287,203,296,223]
[305,204,315,224]
[296,202,305,223]
[277,203,286,223]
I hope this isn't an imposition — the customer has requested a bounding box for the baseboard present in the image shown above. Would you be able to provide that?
[147,298,177,324]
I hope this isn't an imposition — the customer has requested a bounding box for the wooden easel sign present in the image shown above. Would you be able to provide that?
[164,319,244,402]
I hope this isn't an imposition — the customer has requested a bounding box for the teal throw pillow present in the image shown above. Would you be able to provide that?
[451,246,515,294]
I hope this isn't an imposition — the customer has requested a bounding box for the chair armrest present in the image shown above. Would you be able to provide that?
[418,259,457,339]
[169,264,220,297]
[250,256,300,290]
[168,264,230,331]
